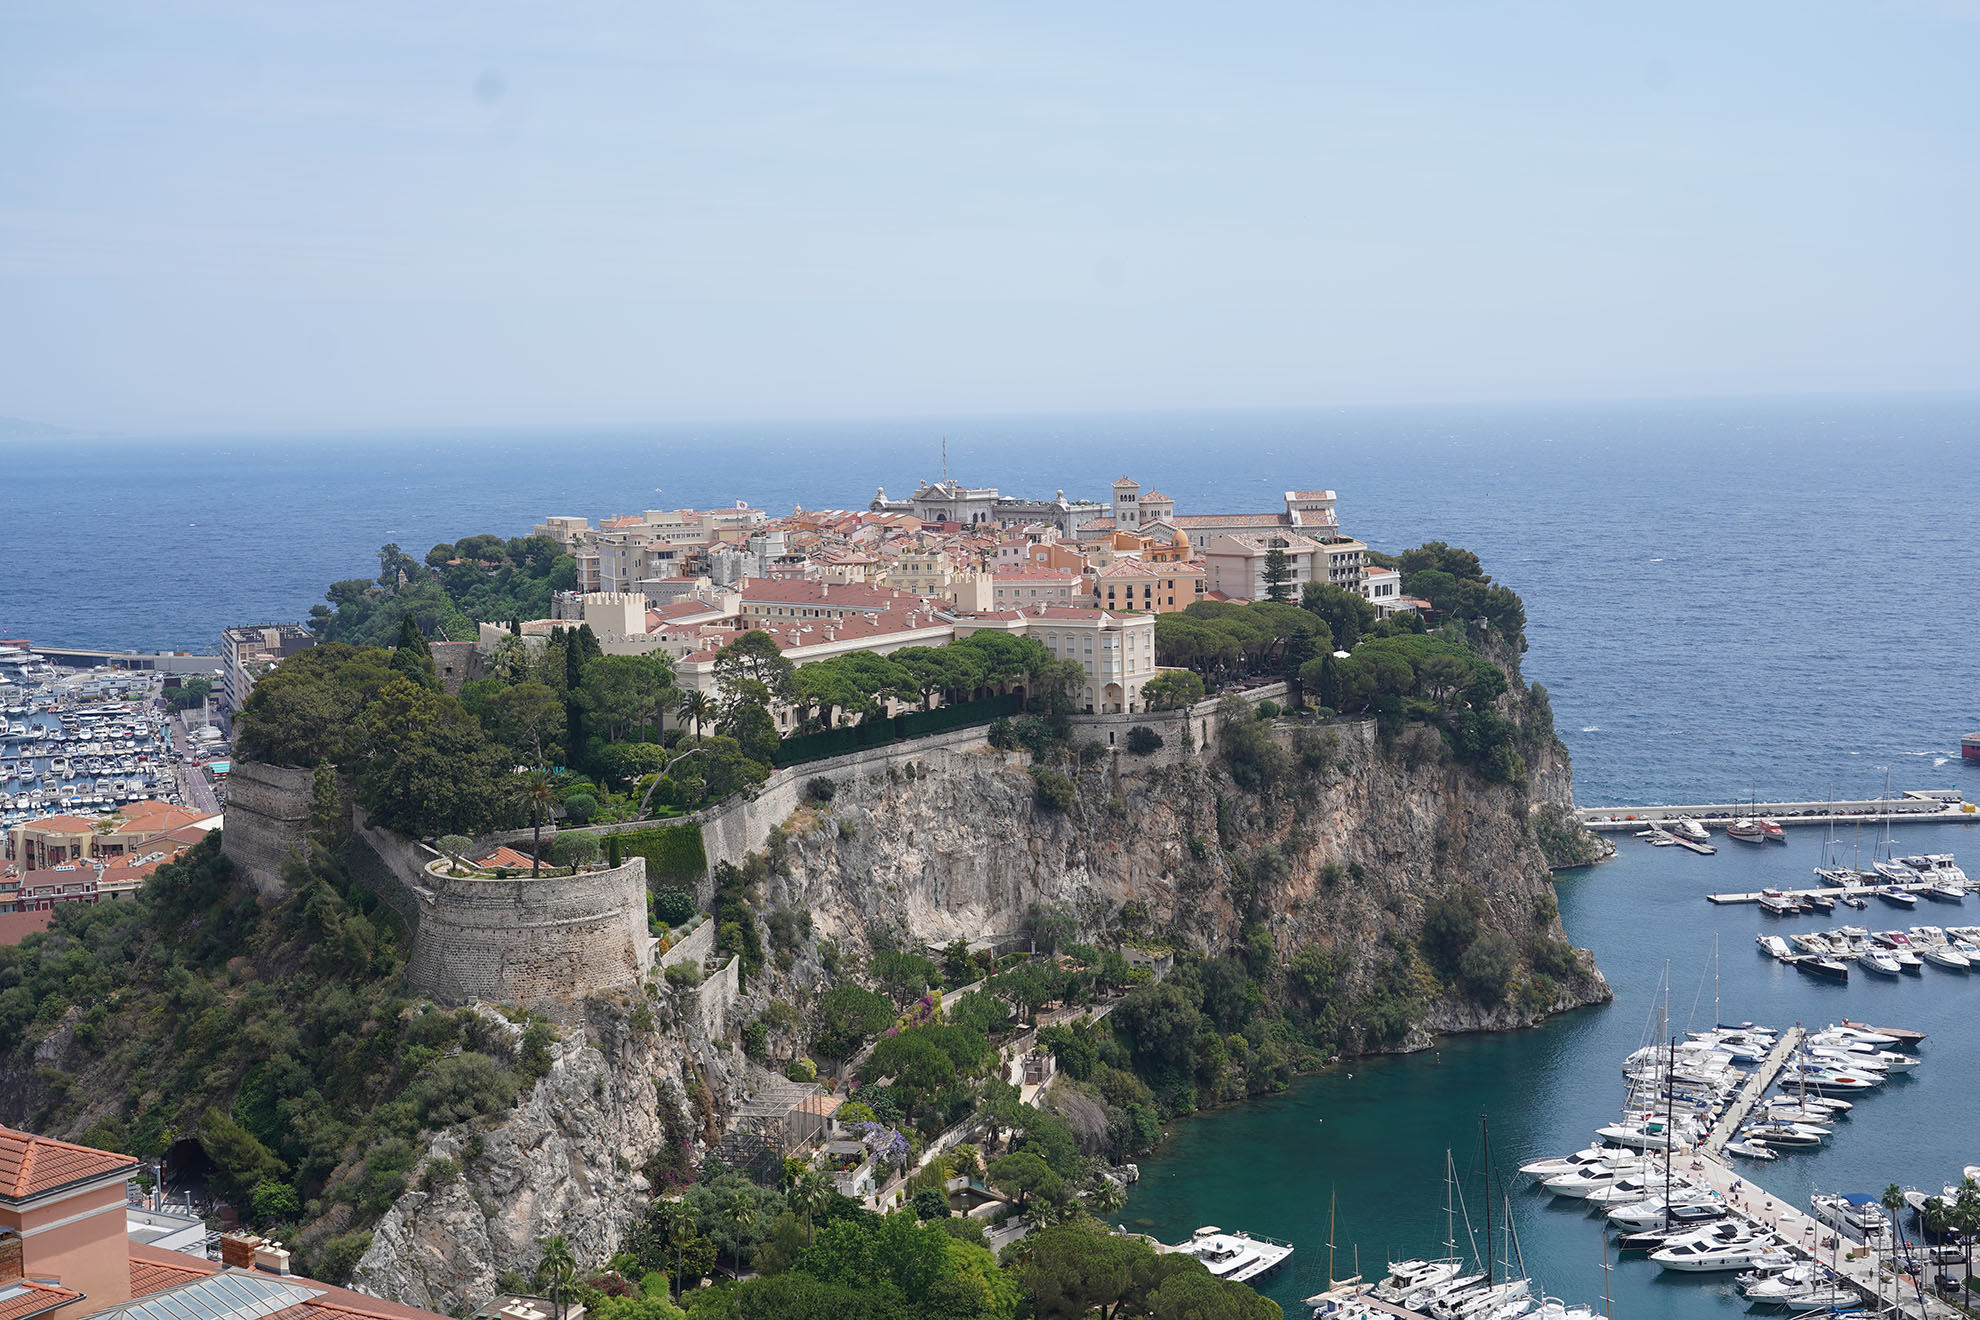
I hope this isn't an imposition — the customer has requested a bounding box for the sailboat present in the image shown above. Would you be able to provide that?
[1871,766,1922,885]
[1814,786,1855,887]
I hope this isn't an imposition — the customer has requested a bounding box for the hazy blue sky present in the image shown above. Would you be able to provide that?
[2,1,1976,433]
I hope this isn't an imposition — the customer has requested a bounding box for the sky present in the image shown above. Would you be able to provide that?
[1,1,1977,434]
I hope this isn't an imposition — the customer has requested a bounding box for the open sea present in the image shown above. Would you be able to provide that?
[3,393,1978,1315]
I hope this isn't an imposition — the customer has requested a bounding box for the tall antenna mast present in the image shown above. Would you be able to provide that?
[942,436,949,484]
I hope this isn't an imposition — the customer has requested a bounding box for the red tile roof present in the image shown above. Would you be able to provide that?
[129,1250,218,1297]
[0,910,55,946]
[0,1278,82,1320]
[474,847,537,870]
[0,1123,137,1200]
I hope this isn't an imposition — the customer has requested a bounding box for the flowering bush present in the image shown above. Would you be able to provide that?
[852,1121,910,1173]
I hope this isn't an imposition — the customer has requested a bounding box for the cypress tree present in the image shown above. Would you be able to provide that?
[390,613,438,690]
[607,833,622,868]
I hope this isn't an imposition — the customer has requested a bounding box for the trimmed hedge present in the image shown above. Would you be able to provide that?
[610,823,708,884]
[773,694,1022,767]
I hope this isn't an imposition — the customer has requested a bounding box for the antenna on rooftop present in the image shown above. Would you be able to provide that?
[941,436,949,484]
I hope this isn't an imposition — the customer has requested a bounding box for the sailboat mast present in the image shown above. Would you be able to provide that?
[1443,1151,1457,1258]
[1481,1114,1494,1287]
[1326,1187,1336,1289]
[1663,1035,1675,1228]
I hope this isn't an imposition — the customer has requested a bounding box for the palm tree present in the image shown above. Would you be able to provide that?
[519,770,557,876]
[723,1187,757,1280]
[1955,1178,1980,1307]
[536,1235,576,1320]
[658,1200,695,1301]
[790,1171,832,1248]
[1883,1183,1909,1311]
[1088,1177,1127,1216]
[676,690,713,740]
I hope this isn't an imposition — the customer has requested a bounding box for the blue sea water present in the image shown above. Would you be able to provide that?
[4,393,1975,806]
[3,395,1979,1316]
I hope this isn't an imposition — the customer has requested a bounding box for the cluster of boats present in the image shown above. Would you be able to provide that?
[1756,923,1980,980]
[1504,1018,1931,1315]
[2,707,178,824]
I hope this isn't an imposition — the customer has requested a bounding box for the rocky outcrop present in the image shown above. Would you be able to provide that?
[348,994,746,1314]
[765,716,1606,1032]
[352,693,1608,1304]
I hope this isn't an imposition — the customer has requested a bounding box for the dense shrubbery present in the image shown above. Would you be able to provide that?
[0,836,544,1282]
[309,535,577,646]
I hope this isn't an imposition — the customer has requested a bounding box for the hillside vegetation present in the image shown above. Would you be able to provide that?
[0,837,551,1282]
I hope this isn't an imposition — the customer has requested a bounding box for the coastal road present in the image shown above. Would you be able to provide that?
[168,713,222,817]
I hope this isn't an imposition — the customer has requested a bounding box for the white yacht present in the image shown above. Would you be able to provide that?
[1169,1226,1293,1284]
[1650,1233,1777,1272]
[1810,1192,1894,1245]
[1667,816,1710,843]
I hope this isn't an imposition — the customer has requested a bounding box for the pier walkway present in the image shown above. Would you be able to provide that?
[1706,880,1940,905]
[1685,1150,1960,1318]
[1579,793,1975,832]
[1706,1026,1802,1153]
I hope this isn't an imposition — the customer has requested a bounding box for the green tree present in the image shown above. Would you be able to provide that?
[1301,581,1377,651]
[987,1151,1062,1210]
[549,832,602,869]
[714,631,795,705]
[391,613,439,690]
[723,1186,758,1279]
[790,1172,834,1248]
[675,690,714,739]
[520,771,558,876]
[812,985,894,1074]
[309,758,346,855]
[1023,903,1077,955]
[486,681,568,768]
[536,1235,577,1320]
[1261,540,1293,603]
[1141,669,1205,711]
[354,678,515,837]
[1018,1220,1146,1320]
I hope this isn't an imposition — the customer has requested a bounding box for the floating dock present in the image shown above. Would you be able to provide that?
[1644,826,1716,855]
[1705,1026,1803,1153]
[1706,881,1940,905]
[1579,792,1975,833]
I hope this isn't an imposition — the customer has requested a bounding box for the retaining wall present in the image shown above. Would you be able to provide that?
[220,761,316,895]
[696,724,1002,881]
[658,917,715,971]
[694,954,741,1039]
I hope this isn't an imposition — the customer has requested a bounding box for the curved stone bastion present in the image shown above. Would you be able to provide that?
[346,810,653,1014]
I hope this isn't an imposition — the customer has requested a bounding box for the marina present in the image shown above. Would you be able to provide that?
[1121,822,1980,1319]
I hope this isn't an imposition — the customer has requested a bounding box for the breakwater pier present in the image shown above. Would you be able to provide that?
[1578,791,1975,833]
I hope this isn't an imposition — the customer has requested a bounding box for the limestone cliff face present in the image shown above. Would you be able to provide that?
[766,718,1607,1035]
[348,994,745,1314]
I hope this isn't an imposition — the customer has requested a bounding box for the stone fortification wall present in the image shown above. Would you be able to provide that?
[345,810,653,1015]
[485,684,1297,892]
[694,955,741,1039]
[220,761,315,894]
[696,725,1000,882]
[657,918,714,971]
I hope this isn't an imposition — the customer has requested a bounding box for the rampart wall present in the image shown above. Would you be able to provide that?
[220,761,315,895]
[343,808,653,1016]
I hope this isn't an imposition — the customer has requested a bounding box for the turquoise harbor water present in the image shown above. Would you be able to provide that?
[1121,823,1980,1317]
[3,395,1978,1314]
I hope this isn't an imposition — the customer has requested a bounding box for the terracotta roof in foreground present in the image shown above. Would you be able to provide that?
[0,1279,83,1320]
[0,1123,137,1200]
